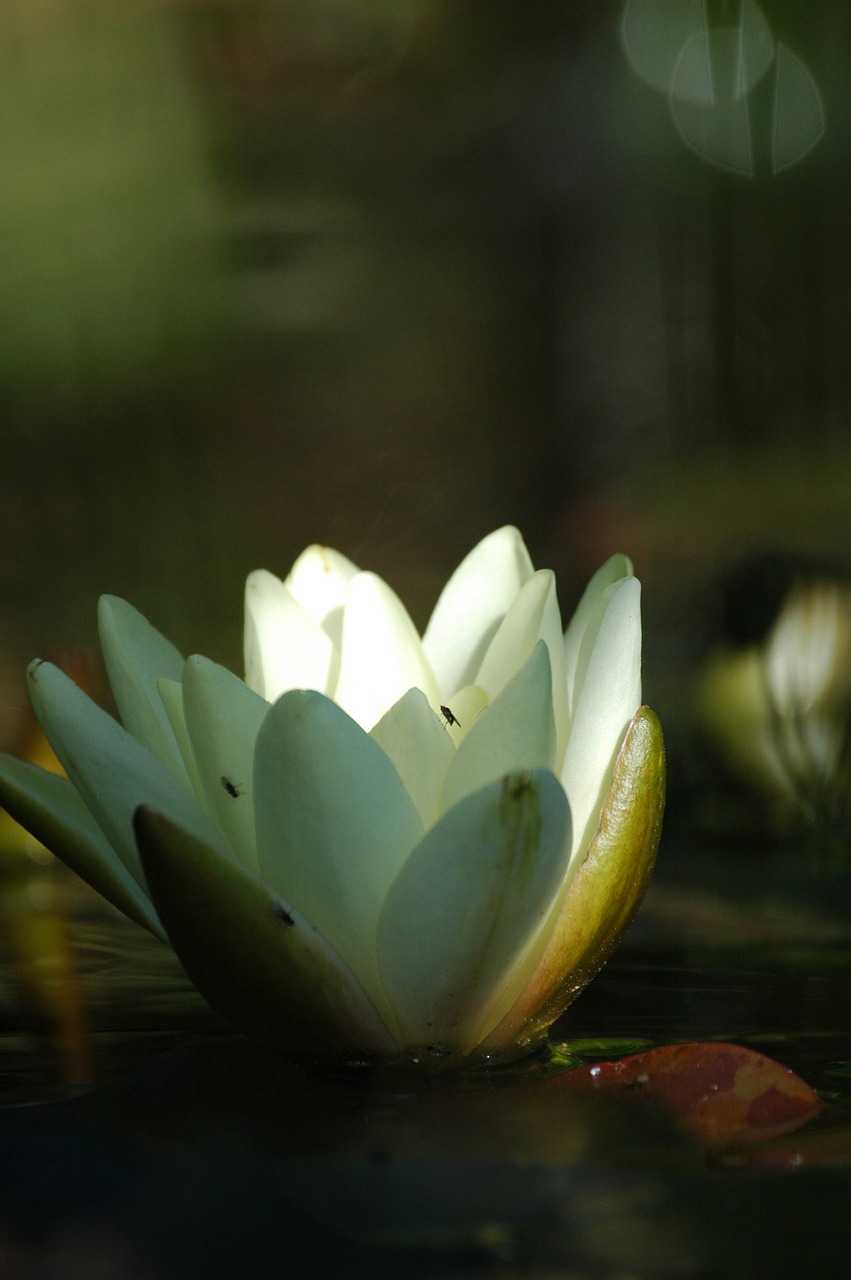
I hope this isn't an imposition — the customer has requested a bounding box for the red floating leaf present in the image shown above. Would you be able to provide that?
[718,1112,851,1170]
[557,1042,822,1149]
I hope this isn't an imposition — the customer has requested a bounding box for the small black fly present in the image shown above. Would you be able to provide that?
[220,776,244,798]
[439,704,461,728]
[271,902,295,926]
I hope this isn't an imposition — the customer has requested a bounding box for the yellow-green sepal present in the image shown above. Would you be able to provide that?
[480,705,665,1055]
[133,805,398,1059]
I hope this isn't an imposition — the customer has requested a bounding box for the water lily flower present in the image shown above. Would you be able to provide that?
[696,577,851,829]
[0,528,664,1067]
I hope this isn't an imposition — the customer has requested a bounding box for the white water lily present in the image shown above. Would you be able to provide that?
[0,527,664,1066]
[697,579,851,827]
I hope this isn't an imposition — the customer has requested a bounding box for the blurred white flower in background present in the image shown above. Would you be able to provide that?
[697,577,851,831]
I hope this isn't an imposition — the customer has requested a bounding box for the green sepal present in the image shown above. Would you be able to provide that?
[480,705,665,1055]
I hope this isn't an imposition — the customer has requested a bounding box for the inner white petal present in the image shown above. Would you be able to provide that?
[423,525,535,696]
[560,577,642,864]
[244,569,335,703]
[285,544,360,625]
[333,571,441,730]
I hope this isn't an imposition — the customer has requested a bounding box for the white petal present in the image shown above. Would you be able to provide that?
[765,583,851,716]
[253,690,425,1029]
[377,768,571,1055]
[244,569,335,702]
[475,570,563,709]
[97,595,189,785]
[26,660,226,890]
[0,753,165,939]
[423,526,535,695]
[437,684,491,745]
[284,543,360,628]
[156,677,205,803]
[441,641,556,815]
[135,806,397,1057]
[560,577,642,863]
[182,656,270,870]
[334,572,440,730]
[563,554,633,720]
[370,688,454,829]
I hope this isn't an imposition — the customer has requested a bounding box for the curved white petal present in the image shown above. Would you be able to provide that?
[156,677,205,802]
[441,641,555,815]
[97,595,189,786]
[377,768,571,1055]
[563,554,633,720]
[284,543,360,628]
[370,688,454,829]
[765,583,851,716]
[26,660,226,890]
[244,569,335,702]
[182,655,269,870]
[423,525,535,696]
[0,753,165,939]
[135,806,397,1057]
[253,690,424,1028]
[438,684,491,746]
[334,572,440,730]
[560,576,642,863]
[474,570,563,707]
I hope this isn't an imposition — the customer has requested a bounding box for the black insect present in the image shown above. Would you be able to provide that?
[439,704,461,728]
[271,902,295,926]
[220,775,244,798]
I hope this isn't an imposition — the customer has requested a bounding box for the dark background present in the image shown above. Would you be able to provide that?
[0,0,846,773]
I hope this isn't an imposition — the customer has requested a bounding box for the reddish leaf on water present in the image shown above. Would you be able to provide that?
[558,1042,822,1149]
[719,1112,851,1170]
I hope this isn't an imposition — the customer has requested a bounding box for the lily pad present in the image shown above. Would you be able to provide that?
[558,1041,822,1149]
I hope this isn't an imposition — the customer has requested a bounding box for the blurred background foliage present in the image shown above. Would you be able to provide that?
[0,0,849,873]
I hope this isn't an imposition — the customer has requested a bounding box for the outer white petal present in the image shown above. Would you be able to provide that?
[26,660,227,890]
[98,595,189,786]
[0,753,165,939]
[377,768,572,1055]
[559,576,642,863]
[284,543,360,629]
[423,525,535,696]
[333,572,440,730]
[370,689,454,829]
[182,656,269,871]
[156,677,205,802]
[563,554,633,720]
[135,806,397,1057]
[244,569,335,702]
[440,641,555,816]
[253,690,425,1030]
